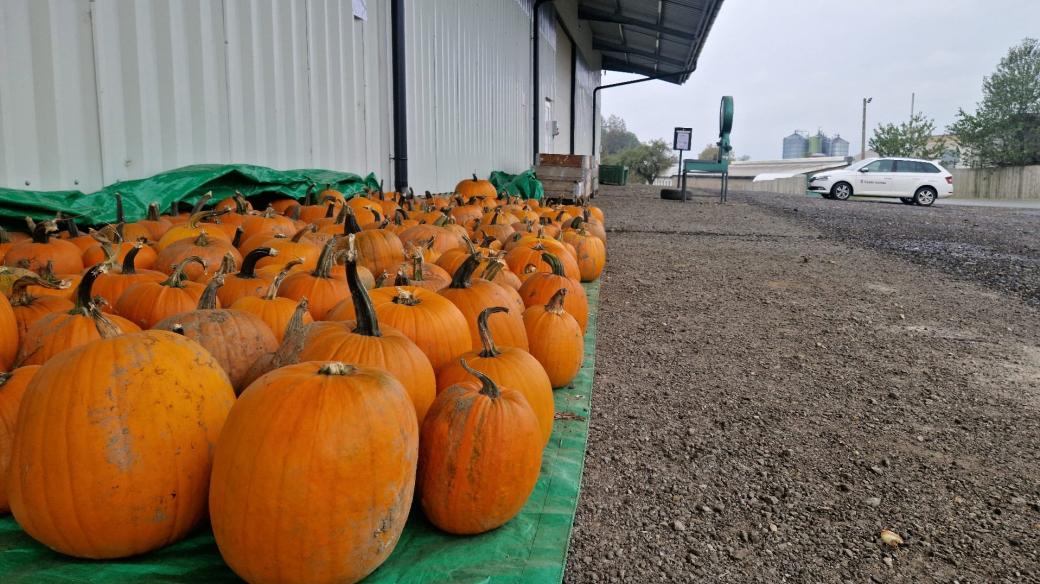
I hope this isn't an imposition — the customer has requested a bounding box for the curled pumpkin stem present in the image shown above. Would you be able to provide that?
[460,358,500,399]
[163,256,207,288]
[476,306,508,358]
[263,258,304,300]
[546,287,568,314]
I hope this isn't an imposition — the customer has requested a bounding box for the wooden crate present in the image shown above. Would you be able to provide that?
[536,153,590,168]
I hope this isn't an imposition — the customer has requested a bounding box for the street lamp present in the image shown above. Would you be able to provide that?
[861,97,873,159]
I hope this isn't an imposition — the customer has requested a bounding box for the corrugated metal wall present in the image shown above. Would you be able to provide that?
[0,0,599,194]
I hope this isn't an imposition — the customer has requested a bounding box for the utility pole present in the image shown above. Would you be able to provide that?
[861,97,873,159]
[910,92,915,119]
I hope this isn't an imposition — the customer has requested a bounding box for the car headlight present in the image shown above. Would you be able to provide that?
[813,175,829,181]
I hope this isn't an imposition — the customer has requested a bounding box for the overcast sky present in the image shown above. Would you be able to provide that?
[599,0,1040,161]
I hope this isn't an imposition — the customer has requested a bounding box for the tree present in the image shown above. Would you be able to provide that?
[949,38,1040,167]
[600,115,640,157]
[698,143,719,161]
[869,112,946,159]
[617,139,677,184]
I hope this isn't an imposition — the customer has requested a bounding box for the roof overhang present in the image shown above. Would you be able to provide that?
[579,0,725,83]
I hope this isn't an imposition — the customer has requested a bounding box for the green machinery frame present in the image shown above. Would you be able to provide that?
[681,96,734,202]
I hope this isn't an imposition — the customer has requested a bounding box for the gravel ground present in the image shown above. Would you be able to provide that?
[566,185,1040,583]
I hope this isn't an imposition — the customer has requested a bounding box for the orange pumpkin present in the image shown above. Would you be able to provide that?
[10,330,235,558]
[436,307,554,445]
[517,252,588,332]
[240,206,296,244]
[114,256,211,329]
[523,288,584,387]
[418,359,541,534]
[156,209,232,251]
[562,218,606,281]
[17,265,141,366]
[398,223,465,262]
[454,174,498,200]
[155,231,240,282]
[341,209,405,278]
[252,226,320,270]
[0,293,16,370]
[209,361,417,584]
[91,242,167,313]
[0,365,40,513]
[133,202,173,241]
[2,221,84,274]
[231,260,313,342]
[439,253,528,351]
[388,251,450,292]
[8,275,73,337]
[216,246,278,306]
[278,239,349,321]
[82,238,158,271]
[296,243,436,424]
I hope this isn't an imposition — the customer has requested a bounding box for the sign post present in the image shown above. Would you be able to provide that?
[673,127,692,202]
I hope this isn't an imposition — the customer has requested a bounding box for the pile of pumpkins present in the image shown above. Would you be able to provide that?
[0,175,605,584]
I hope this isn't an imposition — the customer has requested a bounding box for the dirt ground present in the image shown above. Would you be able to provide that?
[565,186,1040,583]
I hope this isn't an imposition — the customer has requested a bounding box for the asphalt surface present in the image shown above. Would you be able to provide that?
[565,186,1040,583]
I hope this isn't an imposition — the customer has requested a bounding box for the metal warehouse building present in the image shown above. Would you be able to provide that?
[0,0,722,194]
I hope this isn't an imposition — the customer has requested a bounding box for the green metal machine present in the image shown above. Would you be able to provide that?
[681,96,734,202]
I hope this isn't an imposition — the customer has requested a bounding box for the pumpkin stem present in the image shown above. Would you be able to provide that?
[482,258,505,283]
[546,287,568,314]
[0,227,10,245]
[217,252,238,276]
[393,268,409,287]
[147,202,161,221]
[410,249,425,281]
[569,216,584,230]
[31,220,58,244]
[187,208,229,229]
[343,208,363,235]
[391,287,421,306]
[291,224,316,243]
[304,182,317,206]
[9,275,70,306]
[471,173,479,182]
[375,271,391,288]
[231,226,244,249]
[233,192,250,214]
[284,297,310,339]
[90,305,123,339]
[540,252,566,277]
[318,362,356,376]
[476,306,508,358]
[0,372,12,387]
[114,191,126,224]
[239,247,278,278]
[262,258,304,300]
[312,239,337,279]
[63,218,81,238]
[196,274,224,309]
[162,256,207,288]
[432,214,449,227]
[462,235,478,255]
[190,191,214,214]
[288,203,302,221]
[344,235,381,337]
[193,230,212,248]
[120,241,146,274]
[460,358,500,399]
[72,264,108,313]
[448,253,482,289]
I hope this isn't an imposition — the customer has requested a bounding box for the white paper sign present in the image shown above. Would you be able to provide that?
[352,0,367,21]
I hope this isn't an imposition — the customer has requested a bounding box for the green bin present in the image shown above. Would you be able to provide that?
[599,164,628,186]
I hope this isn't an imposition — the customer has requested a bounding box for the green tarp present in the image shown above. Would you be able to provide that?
[489,170,544,201]
[0,164,380,228]
[0,282,600,583]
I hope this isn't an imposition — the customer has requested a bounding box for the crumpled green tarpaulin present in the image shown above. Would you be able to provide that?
[0,282,600,584]
[0,164,380,227]
[490,170,544,201]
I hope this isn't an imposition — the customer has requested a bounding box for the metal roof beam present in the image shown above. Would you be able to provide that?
[577,5,699,41]
[592,40,686,67]
[600,55,688,80]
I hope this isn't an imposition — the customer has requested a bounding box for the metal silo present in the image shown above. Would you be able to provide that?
[782,132,807,159]
[807,134,823,156]
[829,136,850,157]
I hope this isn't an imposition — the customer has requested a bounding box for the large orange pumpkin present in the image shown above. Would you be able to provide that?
[156,209,232,252]
[439,253,528,351]
[231,260,312,342]
[251,226,320,270]
[341,209,405,278]
[389,251,450,292]
[0,365,40,513]
[517,252,588,332]
[114,256,212,329]
[209,361,418,584]
[133,202,173,241]
[216,246,278,306]
[418,359,541,534]
[10,331,234,558]
[296,243,436,424]
[154,276,278,394]
[436,307,554,445]
[17,265,141,366]
[155,231,240,282]
[2,221,84,274]
[562,218,606,281]
[523,288,584,388]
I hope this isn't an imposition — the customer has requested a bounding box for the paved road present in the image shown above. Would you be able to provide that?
[566,186,1040,583]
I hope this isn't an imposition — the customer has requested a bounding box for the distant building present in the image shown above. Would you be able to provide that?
[782,130,850,158]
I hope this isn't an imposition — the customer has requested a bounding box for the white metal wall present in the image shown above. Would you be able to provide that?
[0,0,599,194]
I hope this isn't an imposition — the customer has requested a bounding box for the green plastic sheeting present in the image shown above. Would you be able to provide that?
[0,164,380,228]
[490,170,544,201]
[0,282,600,584]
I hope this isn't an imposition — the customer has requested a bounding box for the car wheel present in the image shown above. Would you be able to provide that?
[900,197,915,205]
[820,192,835,200]
[831,182,852,201]
[913,186,937,207]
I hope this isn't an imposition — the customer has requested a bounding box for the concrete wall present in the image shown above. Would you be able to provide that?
[951,166,1040,200]
[657,175,808,195]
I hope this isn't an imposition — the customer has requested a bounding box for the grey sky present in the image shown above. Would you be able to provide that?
[599,0,1040,161]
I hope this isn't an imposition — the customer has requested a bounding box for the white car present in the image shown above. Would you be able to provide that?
[808,157,954,206]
